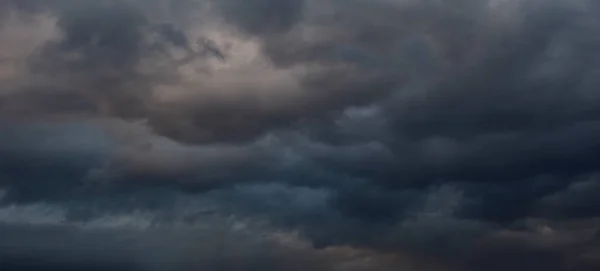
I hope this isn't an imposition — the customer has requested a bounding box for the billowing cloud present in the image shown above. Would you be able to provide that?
[1,0,600,270]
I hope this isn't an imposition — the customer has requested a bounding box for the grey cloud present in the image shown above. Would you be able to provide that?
[153,23,191,50]
[465,219,600,271]
[0,121,111,203]
[0,220,325,271]
[215,0,305,35]
[1,0,405,144]
[0,198,460,271]
[1,0,600,270]
[0,120,281,201]
[536,176,600,219]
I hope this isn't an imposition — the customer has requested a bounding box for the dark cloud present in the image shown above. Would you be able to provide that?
[153,23,191,50]
[536,176,600,220]
[1,0,600,270]
[464,219,600,271]
[215,0,305,35]
[0,121,111,203]
[0,218,327,271]
[53,2,147,71]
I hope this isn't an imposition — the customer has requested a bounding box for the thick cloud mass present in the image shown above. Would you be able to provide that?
[1,0,600,270]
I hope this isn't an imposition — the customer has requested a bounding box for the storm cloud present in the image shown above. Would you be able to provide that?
[1,0,600,270]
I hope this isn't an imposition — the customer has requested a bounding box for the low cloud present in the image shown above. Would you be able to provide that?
[1,0,600,270]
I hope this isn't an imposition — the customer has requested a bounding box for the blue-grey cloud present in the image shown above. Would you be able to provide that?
[1,1,600,270]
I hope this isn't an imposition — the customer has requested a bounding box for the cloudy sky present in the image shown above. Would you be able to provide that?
[0,0,600,270]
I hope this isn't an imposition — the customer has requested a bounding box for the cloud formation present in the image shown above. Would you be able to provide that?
[1,0,600,270]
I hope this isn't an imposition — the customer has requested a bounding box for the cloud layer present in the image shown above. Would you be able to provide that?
[1,0,600,270]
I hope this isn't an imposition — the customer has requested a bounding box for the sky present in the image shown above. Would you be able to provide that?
[0,0,600,270]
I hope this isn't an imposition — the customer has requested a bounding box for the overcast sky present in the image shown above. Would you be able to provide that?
[0,0,600,270]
